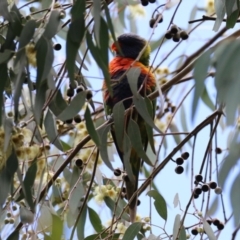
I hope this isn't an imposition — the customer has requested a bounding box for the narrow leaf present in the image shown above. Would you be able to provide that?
[127,119,153,166]
[88,207,103,232]
[18,20,36,49]
[69,182,84,214]
[57,91,86,121]
[203,220,217,240]
[44,109,63,151]
[127,67,141,97]
[147,190,167,221]
[112,101,125,150]
[43,10,61,39]
[173,214,181,240]
[122,222,143,240]
[77,205,87,240]
[98,125,113,170]
[84,107,100,146]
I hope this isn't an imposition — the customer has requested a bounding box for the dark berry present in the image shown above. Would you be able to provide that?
[76,86,84,93]
[194,187,202,195]
[171,106,176,113]
[114,168,121,176]
[137,199,141,206]
[181,152,189,160]
[149,0,156,3]
[164,108,170,113]
[75,159,83,168]
[53,43,62,51]
[179,31,189,40]
[202,184,210,192]
[86,90,93,100]
[217,222,224,230]
[122,187,126,193]
[209,181,217,189]
[172,33,180,42]
[193,194,199,199]
[74,114,82,123]
[215,147,222,154]
[67,88,75,97]
[141,0,149,6]
[149,18,156,28]
[207,219,212,225]
[165,31,172,39]
[175,166,184,174]
[65,118,73,124]
[191,228,198,235]
[170,25,178,34]
[176,157,184,165]
[123,175,129,182]
[195,174,203,182]
[155,13,163,23]
[213,218,220,226]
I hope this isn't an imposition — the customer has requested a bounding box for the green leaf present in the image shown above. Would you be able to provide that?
[20,207,34,224]
[84,107,100,146]
[69,182,84,214]
[86,31,111,95]
[88,207,103,232]
[43,10,61,39]
[230,172,240,226]
[225,0,237,16]
[213,0,225,31]
[0,63,9,125]
[98,125,113,170]
[122,222,143,240]
[127,119,153,166]
[214,40,240,125]
[18,20,36,49]
[203,220,217,240]
[49,89,68,116]
[77,205,87,240]
[179,226,187,240]
[127,67,141,97]
[172,214,181,240]
[6,229,19,240]
[99,17,109,67]
[0,49,13,64]
[9,5,22,37]
[34,80,48,125]
[200,87,215,111]
[123,132,134,183]
[133,96,160,133]
[93,0,101,46]
[51,214,63,240]
[147,190,167,221]
[44,109,63,151]
[226,9,239,28]
[3,118,13,152]
[112,101,125,150]
[104,197,130,221]
[0,149,18,206]
[84,233,121,240]
[23,160,37,211]
[192,49,211,120]
[0,0,10,20]
[36,36,54,85]
[57,91,86,121]
[66,0,85,87]
[103,2,118,46]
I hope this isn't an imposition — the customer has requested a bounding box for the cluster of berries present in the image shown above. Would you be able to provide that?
[149,13,163,28]
[174,152,190,174]
[191,218,224,235]
[193,174,222,198]
[141,0,156,6]
[165,25,189,42]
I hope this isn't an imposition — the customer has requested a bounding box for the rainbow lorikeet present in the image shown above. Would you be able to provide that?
[102,33,156,222]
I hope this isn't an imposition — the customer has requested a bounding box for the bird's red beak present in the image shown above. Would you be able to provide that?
[111,42,117,52]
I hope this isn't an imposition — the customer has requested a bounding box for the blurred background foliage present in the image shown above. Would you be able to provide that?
[0,0,240,239]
